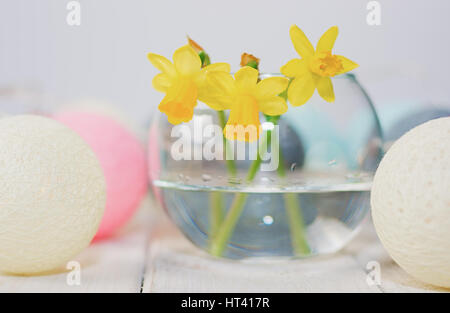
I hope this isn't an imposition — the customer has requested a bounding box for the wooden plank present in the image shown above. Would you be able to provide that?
[142,216,380,293]
[2,197,447,293]
[143,215,449,293]
[0,196,154,293]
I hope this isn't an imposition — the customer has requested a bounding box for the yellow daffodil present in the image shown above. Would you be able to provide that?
[148,45,230,124]
[202,66,289,142]
[281,25,359,106]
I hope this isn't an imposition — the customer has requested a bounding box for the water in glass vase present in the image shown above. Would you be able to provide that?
[154,171,372,259]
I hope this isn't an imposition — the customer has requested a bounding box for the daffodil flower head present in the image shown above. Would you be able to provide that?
[202,66,289,142]
[147,45,230,124]
[281,25,359,106]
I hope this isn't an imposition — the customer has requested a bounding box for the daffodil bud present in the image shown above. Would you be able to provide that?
[187,36,210,67]
[240,53,260,70]
[198,51,211,67]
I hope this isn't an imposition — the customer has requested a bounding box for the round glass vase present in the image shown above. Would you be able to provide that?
[149,73,383,259]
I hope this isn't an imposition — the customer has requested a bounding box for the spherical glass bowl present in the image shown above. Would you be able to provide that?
[148,73,383,259]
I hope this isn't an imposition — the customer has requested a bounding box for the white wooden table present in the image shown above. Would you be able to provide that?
[0,196,447,293]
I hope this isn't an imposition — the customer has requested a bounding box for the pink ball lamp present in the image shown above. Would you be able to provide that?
[54,111,148,239]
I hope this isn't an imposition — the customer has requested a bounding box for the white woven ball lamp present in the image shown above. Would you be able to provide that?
[371,117,450,288]
[0,115,106,275]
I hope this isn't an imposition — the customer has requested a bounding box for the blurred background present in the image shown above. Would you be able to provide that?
[1,0,449,129]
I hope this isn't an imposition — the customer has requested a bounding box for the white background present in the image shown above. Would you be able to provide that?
[1,0,449,125]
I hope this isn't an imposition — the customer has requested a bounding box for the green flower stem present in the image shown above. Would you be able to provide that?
[217,110,237,176]
[209,116,310,257]
[208,110,238,238]
[209,75,308,257]
[284,193,310,255]
[209,58,260,256]
[209,191,224,238]
[198,51,237,239]
[275,135,310,256]
[267,115,310,255]
[273,82,310,254]
[209,134,265,257]
[209,192,248,257]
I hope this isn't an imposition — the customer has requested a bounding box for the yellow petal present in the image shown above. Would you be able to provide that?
[256,77,289,99]
[335,55,359,74]
[198,88,233,110]
[152,73,172,92]
[316,26,338,53]
[288,74,315,106]
[280,58,308,78]
[147,53,177,77]
[194,62,231,86]
[158,96,195,125]
[289,25,314,58]
[204,71,235,96]
[224,123,260,142]
[158,80,197,125]
[166,114,191,125]
[199,96,232,111]
[315,76,335,102]
[259,96,288,116]
[173,45,202,76]
[198,71,235,110]
[224,95,261,142]
[234,66,259,89]
[203,62,231,73]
